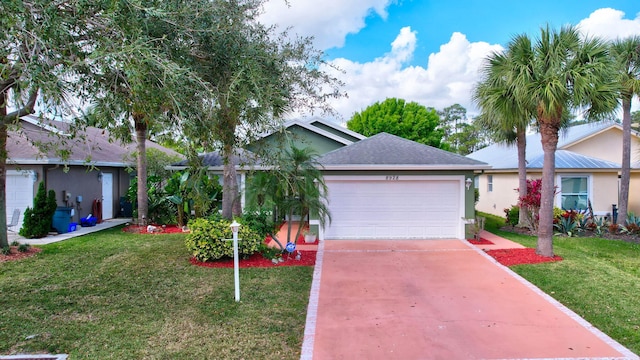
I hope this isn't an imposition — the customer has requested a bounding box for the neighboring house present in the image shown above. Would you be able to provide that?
[467,122,640,219]
[6,115,183,230]
[172,118,489,240]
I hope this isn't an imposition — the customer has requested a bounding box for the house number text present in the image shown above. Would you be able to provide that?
[385,175,399,180]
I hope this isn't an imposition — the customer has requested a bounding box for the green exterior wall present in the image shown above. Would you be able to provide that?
[248,125,347,155]
[309,121,363,143]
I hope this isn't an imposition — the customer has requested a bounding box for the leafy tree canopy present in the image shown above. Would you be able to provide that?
[347,98,447,149]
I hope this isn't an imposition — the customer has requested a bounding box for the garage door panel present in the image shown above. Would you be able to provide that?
[324,179,463,240]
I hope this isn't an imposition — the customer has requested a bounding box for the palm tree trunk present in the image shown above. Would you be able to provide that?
[516,128,528,226]
[537,122,558,257]
[618,95,632,225]
[134,116,148,226]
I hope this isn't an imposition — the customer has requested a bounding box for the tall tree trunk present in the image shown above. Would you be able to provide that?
[221,143,242,219]
[516,128,528,226]
[0,106,7,248]
[0,87,38,247]
[134,116,148,225]
[617,95,632,225]
[537,121,559,257]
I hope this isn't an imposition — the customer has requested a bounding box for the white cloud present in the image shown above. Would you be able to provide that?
[577,8,640,40]
[259,0,394,50]
[577,8,640,113]
[321,30,502,122]
[275,6,640,122]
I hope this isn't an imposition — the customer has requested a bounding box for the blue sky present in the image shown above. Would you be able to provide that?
[260,1,640,122]
[327,0,640,66]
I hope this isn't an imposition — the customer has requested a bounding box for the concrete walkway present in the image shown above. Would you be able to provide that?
[8,218,130,245]
[301,236,638,359]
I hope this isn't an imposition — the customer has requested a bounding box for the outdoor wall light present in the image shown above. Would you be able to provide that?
[98,172,103,182]
[465,177,473,190]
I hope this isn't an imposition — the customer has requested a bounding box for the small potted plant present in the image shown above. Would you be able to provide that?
[303,228,317,243]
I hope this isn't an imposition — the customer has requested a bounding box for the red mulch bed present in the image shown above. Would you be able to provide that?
[122,224,186,234]
[486,248,563,266]
[0,246,42,262]
[190,250,317,268]
[467,238,494,245]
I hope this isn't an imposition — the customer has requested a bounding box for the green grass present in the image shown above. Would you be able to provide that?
[0,227,312,359]
[5,217,640,357]
[479,212,640,354]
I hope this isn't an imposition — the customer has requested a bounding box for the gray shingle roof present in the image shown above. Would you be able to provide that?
[172,149,260,168]
[319,132,488,169]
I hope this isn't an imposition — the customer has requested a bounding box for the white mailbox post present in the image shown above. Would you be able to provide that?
[230,220,241,302]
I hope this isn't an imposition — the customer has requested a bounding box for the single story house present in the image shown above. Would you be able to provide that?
[467,121,640,218]
[6,115,183,230]
[172,118,489,240]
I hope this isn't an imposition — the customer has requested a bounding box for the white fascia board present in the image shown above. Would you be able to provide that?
[8,158,131,167]
[258,119,355,146]
[320,164,492,171]
[308,117,367,140]
[21,115,70,136]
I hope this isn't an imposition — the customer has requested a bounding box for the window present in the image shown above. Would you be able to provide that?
[560,176,588,210]
[487,175,493,192]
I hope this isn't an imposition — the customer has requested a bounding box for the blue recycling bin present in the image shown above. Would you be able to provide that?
[52,207,73,234]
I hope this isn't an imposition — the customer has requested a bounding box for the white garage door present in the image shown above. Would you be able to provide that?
[6,170,35,231]
[323,176,465,240]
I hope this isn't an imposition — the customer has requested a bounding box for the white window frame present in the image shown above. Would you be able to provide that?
[487,175,493,192]
[556,174,592,211]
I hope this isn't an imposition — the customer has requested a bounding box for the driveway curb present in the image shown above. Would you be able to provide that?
[301,238,639,359]
[462,239,638,360]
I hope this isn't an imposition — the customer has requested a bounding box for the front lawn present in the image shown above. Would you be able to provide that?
[480,212,640,354]
[0,227,313,359]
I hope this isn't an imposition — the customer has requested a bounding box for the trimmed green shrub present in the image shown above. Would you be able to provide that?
[185,218,263,262]
[10,241,20,246]
[504,205,519,226]
[17,243,30,253]
[259,243,282,260]
[242,206,275,238]
[1,246,10,255]
[20,183,57,239]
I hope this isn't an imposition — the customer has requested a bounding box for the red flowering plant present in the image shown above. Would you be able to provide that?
[516,179,558,231]
[517,179,543,231]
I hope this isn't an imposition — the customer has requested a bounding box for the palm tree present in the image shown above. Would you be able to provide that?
[276,145,331,245]
[249,143,331,247]
[609,36,640,225]
[474,34,535,227]
[518,25,618,256]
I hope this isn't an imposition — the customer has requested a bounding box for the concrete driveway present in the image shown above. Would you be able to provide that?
[301,239,637,359]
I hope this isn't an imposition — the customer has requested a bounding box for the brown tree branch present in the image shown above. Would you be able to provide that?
[2,89,39,122]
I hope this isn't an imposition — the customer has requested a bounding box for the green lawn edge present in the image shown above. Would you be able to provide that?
[479,212,640,355]
[0,227,313,359]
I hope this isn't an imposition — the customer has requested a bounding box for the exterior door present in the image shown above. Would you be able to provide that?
[6,170,35,230]
[101,173,113,219]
